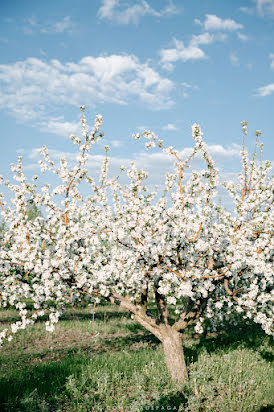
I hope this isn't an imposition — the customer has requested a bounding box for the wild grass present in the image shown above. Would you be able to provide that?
[0,303,273,411]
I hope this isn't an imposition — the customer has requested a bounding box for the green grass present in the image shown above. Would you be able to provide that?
[0,304,273,411]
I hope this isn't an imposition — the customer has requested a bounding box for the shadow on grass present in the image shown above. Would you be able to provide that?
[258,405,274,412]
[99,330,159,352]
[120,319,273,367]
[44,330,160,357]
[142,391,188,411]
[184,320,274,364]
[0,318,272,411]
[89,315,272,364]
[0,333,160,411]
[0,354,84,411]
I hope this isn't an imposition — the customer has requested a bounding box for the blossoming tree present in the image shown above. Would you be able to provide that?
[0,110,273,383]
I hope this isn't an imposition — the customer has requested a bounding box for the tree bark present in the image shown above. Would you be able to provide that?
[161,326,188,383]
[108,290,189,384]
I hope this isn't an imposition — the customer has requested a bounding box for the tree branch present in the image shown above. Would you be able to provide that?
[172,297,208,332]
[109,289,162,340]
[154,278,169,325]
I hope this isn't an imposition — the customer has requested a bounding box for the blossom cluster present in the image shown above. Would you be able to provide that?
[0,112,273,344]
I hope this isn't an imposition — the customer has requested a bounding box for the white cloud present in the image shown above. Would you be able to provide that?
[41,16,75,34]
[237,32,249,41]
[160,14,244,70]
[181,82,199,98]
[181,82,192,88]
[40,119,81,137]
[162,123,178,131]
[194,18,202,26]
[162,1,180,16]
[159,38,206,70]
[197,14,244,31]
[98,0,118,20]
[256,0,274,16]
[159,32,226,70]
[207,144,241,159]
[256,83,274,96]
[181,82,198,90]
[22,16,38,35]
[229,52,240,66]
[240,1,274,17]
[22,16,75,35]
[190,32,215,46]
[98,0,180,25]
[239,6,254,15]
[0,55,174,128]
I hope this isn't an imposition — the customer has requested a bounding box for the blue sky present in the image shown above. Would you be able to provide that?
[0,0,273,195]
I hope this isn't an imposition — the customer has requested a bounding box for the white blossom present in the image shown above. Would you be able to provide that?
[0,112,273,345]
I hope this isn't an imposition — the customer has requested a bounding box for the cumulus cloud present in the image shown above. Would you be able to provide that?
[159,38,206,70]
[159,32,226,70]
[196,14,244,31]
[159,14,245,71]
[98,0,180,25]
[206,144,241,159]
[40,119,81,137]
[0,55,174,129]
[256,83,274,96]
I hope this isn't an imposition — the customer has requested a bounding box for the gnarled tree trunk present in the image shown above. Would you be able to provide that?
[161,326,188,383]
[109,291,189,384]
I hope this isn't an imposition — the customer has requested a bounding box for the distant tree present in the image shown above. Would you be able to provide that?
[0,220,6,241]
[26,201,42,221]
[0,111,273,383]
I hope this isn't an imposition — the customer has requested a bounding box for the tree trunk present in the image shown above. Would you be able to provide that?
[108,291,189,384]
[161,327,188,384]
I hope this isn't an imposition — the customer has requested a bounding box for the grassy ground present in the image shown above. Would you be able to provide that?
[0,303,273,411]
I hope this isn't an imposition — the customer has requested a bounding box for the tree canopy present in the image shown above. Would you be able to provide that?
[0,111,273,382]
